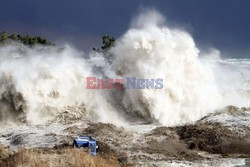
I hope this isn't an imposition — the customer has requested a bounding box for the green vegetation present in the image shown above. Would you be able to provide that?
[0,31,54,46]
[93,35,115,52]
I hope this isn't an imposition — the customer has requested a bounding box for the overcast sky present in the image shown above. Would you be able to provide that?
[0,0,250,57]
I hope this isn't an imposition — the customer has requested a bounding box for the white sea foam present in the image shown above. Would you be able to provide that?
[0,10,250,127]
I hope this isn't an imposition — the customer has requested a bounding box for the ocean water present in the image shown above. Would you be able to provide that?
[0,10,250,166]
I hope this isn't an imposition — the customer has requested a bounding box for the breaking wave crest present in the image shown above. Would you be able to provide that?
[0,10,250,127]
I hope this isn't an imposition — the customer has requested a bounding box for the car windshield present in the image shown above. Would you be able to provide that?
[78,136,89,139]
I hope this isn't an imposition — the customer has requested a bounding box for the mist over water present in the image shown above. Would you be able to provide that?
[108,11,222,126]
[0,10,250,127]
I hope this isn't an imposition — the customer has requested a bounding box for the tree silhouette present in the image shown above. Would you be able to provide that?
[93,35,115,52]
[0,31,54,46]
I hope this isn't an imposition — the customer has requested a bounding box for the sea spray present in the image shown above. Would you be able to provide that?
[108,10,221,126]
[0,43,122,125]
[1,10,250,127]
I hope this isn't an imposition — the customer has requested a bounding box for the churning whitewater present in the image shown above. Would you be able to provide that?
[0,11,249,127]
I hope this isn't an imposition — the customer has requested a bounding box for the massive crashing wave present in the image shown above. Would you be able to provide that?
[0,10,249,127]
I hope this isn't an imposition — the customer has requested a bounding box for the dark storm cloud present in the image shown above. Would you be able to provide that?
[0,0,250,57]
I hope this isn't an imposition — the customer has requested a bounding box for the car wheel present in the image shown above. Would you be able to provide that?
[73,141,77,148]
